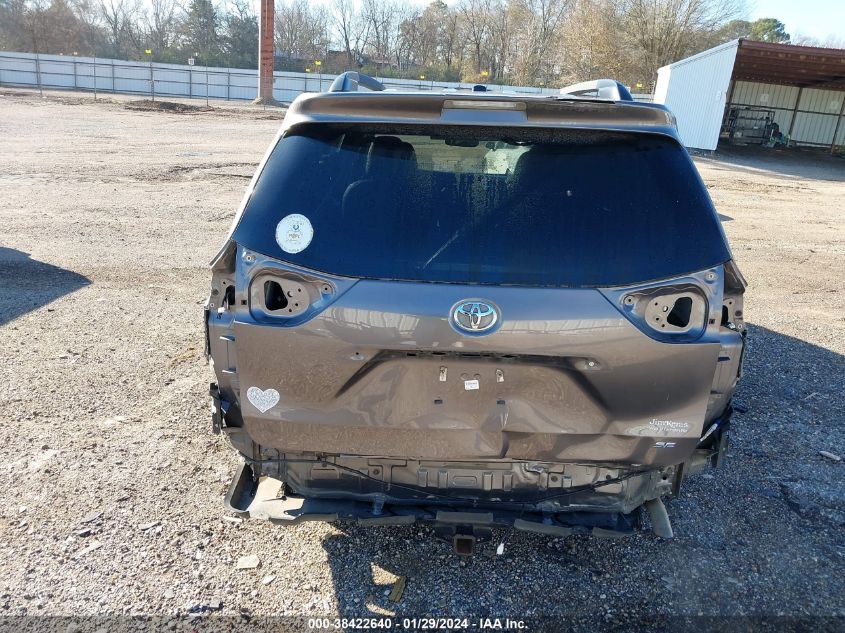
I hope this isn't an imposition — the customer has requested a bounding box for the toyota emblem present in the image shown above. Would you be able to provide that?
[451,300,499,334]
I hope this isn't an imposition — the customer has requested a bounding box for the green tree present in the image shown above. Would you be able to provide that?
[715,19,751,42]
[749,18,790,43]
[223,0,258,68]
[182,0,221,64]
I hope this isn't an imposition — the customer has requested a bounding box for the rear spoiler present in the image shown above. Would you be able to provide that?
[560,79,633,102]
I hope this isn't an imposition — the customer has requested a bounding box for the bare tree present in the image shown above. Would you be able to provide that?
[559,0,629,84]
[73,0,108,54]
[3,0,104,56]
[399,4,439,69]
[397,8,421,69]
[333,0,369,67]
[361,0,401,65]
[486,0,511,80]
[22,0,50,55]
[99,0,140,58]
[510,0,572,84]
[820,34,845,49]
[144,0,179,52]
[623,0,743,80]
[458,0,491,73]
[275,0,329,63]
[0,0,765,86]
[439,8,464,75]
[0,0,30,51]
[416,2,443,68]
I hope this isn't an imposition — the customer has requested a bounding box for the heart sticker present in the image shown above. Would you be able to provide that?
[246,387,280,413]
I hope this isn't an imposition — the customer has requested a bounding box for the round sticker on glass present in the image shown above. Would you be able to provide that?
[275,214,313,254]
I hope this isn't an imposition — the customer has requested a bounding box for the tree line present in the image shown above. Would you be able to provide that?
[0,0,836,88]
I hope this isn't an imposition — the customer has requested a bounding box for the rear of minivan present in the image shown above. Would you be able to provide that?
[207,92,746,546]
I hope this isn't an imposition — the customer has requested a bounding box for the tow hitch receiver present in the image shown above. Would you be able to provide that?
[433,512,494,556]
[453,533,477,557]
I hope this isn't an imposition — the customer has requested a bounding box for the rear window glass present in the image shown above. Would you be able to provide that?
[231,124,729,287]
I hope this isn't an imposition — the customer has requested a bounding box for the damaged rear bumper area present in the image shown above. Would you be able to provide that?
[214,382,733,551]
[222,452,688,547]
[224,461,645,552]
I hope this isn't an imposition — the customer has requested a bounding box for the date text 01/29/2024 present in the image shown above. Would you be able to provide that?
[307,618,528,630]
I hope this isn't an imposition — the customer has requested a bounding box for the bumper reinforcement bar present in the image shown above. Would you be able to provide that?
[224,462,639,548]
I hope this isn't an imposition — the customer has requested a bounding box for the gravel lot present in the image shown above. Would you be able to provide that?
[1,88,843,630]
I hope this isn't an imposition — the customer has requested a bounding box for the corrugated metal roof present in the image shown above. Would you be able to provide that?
[733,40,845,89]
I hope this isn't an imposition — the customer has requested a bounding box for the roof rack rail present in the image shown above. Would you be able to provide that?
[559,79,633,101]
[328,71,386,93]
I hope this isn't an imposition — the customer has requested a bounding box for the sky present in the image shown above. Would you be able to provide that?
[750,0,845,42]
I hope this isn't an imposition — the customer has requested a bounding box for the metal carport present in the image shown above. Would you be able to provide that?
[654,39,845,152]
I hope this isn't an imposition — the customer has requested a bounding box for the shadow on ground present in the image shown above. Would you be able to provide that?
[316,323,844,621]
[0,247,90,326]
[704,145,845,182]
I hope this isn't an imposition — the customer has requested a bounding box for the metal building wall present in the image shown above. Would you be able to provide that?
[728,80,845,148]
[654,40,739,151]
[838,111,845,147]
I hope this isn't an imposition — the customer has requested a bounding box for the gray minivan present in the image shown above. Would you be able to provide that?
[206,74,746,554]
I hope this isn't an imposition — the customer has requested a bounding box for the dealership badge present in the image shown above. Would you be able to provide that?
[275,214,313,254]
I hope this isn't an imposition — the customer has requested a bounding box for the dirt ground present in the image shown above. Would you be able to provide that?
[1,89,843,630]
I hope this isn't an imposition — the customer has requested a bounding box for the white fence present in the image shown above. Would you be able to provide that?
[0,50,563,102]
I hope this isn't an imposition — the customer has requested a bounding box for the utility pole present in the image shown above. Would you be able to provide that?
[254,0,279,105]
[35,51,43,97]
[145,49,154,101]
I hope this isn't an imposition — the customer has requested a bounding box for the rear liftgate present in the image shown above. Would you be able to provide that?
[209,247,743,553]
